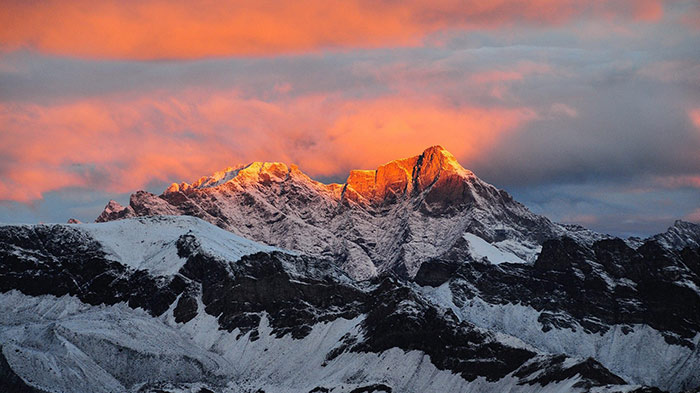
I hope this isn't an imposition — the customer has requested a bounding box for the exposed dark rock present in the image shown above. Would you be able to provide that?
[0,225,192,318]
[413,260,460,287]
[515,355,625,388]
[352,277,535,382]
[425,236,700,342]
[349,384,392,393]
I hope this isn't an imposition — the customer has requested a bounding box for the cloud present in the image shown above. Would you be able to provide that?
[550,103,579,118]
[507,180,700,236]
[465,61,553,100]
[680,2,700,29]
[691,108,700,130]
[0,90,534,202]
[0,0,667,59]
[654,175,700,189]
[687,208,700,222]
[1,2,698,236]
[637,60,700,83]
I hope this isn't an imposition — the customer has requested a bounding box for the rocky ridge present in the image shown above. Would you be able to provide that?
[96,146,604,279]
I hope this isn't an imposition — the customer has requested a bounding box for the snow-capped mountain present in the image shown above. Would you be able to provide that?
[2,146,698,392]
[649,220,700,251]
[96,146,604,279]
[0,216,668,393]
[416,235,700,392]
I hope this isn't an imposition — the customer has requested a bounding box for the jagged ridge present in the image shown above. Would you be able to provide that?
[96,146,603,279]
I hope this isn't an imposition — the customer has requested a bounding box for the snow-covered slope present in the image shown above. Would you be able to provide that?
[82,216,279,275]
[415,236,700,393]
[462,233,527,264]
[0,290,646,393]
[0,217,660,393]
[96,146,604,279]
[649,219,700,251]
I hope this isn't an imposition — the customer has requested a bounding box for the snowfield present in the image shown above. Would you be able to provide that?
[420,283,700,393]
[82,216,281,275]
[0,290,651,393]
[463,232,527,264]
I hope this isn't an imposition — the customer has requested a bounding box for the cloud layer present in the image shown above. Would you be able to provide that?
[1,0,666,59]
[0,89,533,201]
[0,0,699,235]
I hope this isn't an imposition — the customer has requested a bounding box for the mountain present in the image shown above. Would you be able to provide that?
[2,146,699,392]
[0,216,666,393]
[96,146,604,279]
[416,235,700,392]
[650,220,700,250]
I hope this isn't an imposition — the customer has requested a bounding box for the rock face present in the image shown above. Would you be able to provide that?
[0,217,655,393]
[96,146,602,279]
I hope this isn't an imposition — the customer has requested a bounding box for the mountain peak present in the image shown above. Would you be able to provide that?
[650,219,700,250]
[96,200,133,222]
[158,146,476,206]
[94,145,599,278]
[344,145,474,204]
[164,161,293,193]
[103,199,125,213]
[421,145,471,174]
[673,219,698,228]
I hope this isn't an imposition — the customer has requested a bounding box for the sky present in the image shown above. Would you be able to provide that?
[0,0,699,237]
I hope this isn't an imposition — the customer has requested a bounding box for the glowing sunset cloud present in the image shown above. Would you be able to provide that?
[1,0,664,59]
[691,109,700,130]
[0,0,699,235]
[0,91,533,201]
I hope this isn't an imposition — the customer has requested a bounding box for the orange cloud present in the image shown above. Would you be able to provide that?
[654,175,700,189]
[325,97,534,171]
[0,0,665,59]
[0,90,534,202]
[691,108,700,130]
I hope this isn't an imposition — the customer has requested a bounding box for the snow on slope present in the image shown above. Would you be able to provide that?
[420,284,700,393]
[81,216,281,275]
[96,146,608,279]
[0,291,229,393]
[650,220,700,250]
[459,298,700,393]
[1,290,615,393]
[0,216,676,392]
[463,233,526,264]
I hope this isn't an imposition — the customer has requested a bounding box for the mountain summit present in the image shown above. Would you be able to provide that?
[97,146,602,278]
[343,145,474,205]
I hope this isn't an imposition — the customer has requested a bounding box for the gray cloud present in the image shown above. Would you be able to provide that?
[1,5,699,236]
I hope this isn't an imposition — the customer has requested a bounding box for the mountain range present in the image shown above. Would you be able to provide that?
[1,146,699,393]
[95,146,605,279]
